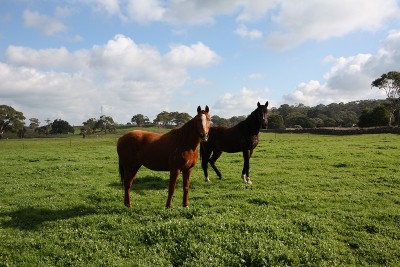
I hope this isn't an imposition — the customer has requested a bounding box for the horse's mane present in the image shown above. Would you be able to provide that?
[163,116,198,144]
[164,116,194,135]
[243,106,261,135]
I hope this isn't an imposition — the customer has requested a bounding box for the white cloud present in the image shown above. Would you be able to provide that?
[0,35,220,124]
[127,0,166,23]
[82,0,121,15]
[164,0,237,25]
[366,30,400,74]
[213,87,270,118]
[81,0,277,25]
[165,42,221,66]
[235,24,263,40]
[164,0,277,25]
[76,0,399,50]
[96,0,121,15]
[0,62,97,124]
[23,10,67,36]
[235,0,278,22]
[267,0,399,50]
[5,46,88,70]
[283,30,400,106]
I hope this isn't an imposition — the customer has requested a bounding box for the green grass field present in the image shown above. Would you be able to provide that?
[0,131,399,266]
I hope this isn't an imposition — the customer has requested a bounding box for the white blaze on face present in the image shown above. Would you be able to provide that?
[201,114,207,133]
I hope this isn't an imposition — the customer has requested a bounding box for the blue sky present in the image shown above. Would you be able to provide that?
[1,0,400,125]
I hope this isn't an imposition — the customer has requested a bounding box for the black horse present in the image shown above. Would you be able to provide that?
[200,101,268,184]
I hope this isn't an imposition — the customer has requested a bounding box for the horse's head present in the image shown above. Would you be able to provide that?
[257,101,269,129]
[196,105,211,142]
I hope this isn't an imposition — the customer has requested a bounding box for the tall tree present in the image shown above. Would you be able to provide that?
[229,116,247,126]
[81,118,97,135]
[371,71,400,125]
[153,111,170,127]
[29,118,40,130]
[131,114,149,126]
[174,112,191,126]
[211,115,229,127]
[0,105,25,139]
[51,119,74,134]
[97,115,116,134]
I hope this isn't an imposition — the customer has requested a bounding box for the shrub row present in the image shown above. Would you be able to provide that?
[262,126,400,135]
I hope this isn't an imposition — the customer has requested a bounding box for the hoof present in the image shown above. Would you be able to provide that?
[242,174,247,184]
[183,205,189,209]
[241,174,252,184]
[204,177,210,182]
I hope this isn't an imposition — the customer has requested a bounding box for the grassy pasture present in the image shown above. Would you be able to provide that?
[0,132,399,266]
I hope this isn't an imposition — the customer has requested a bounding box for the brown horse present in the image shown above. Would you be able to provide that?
[200,101,268,184]
[117,106,210,208]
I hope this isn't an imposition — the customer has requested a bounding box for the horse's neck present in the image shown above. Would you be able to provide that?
[174,118,200,150]
[245,112,261,136]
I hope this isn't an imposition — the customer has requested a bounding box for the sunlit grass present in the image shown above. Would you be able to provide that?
[0,133,399,266]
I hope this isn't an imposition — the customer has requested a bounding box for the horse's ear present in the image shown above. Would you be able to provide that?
[265,101,269,108]
[205,105,209,113]
[197,106,201,114]
[257,101,260,107]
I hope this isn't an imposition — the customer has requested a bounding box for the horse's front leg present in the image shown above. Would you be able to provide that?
[182,168,193,208]
[242,150,252,184]
[166,169,180,208]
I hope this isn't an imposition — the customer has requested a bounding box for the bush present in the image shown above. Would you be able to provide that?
[268,114,285,129]
[358,106,390,127]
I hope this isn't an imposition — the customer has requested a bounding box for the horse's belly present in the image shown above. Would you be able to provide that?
[143,161,170,171]
[142,150,197,172]
[216,141,241,153]
[139,151,170,171]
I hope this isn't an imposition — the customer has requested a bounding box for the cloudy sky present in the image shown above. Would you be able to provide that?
[1,0,400,125]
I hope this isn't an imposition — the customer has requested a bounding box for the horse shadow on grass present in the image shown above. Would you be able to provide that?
[0,205,98,231]
[1,177,168,231]
[108,175,168,195]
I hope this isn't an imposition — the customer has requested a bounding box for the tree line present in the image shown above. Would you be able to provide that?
[1,71,399,139]
[267,99,395,129]
[0,98,396,139]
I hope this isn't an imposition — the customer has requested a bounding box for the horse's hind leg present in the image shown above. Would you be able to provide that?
[209,150,223,179]
[122,164,141,208]
[201,144,213,182]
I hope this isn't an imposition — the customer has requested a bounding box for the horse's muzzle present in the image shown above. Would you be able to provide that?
[200,133,209,142]
[261,121,268,129]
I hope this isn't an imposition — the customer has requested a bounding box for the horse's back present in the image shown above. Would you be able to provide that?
[118,130,160,152]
